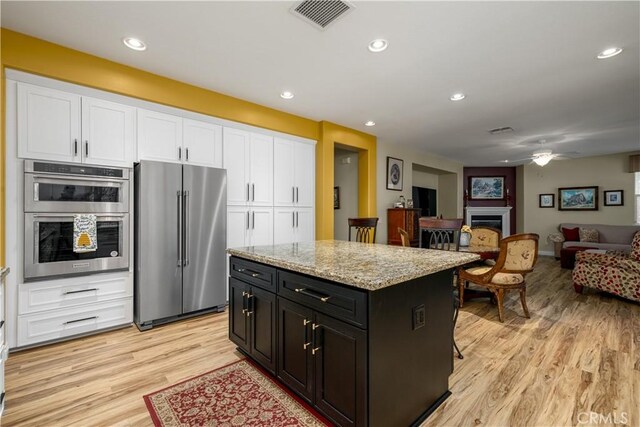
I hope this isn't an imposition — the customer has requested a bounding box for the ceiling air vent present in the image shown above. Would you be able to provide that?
[291,0,354,30]
[488,126,514,135]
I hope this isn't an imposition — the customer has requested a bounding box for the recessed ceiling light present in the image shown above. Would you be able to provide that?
[597,47,623,59]
[280,91,294,100]
[364,120,376,127]
[368,39,388,53]
[450,93,466,101]
[122,37,146,51]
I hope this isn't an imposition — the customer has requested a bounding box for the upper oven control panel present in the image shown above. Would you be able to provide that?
[25,160,128,180]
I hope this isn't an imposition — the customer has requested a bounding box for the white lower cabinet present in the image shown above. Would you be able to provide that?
[227,207,273,248]
[274,207,315,245]
[16,272,133,348]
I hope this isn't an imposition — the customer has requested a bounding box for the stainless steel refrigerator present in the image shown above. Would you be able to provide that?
[134,160,227,330]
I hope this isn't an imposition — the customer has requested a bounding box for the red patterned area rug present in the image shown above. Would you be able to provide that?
[143,359,330,426]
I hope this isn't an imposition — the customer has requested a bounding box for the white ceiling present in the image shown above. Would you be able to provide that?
[2,1,639,166]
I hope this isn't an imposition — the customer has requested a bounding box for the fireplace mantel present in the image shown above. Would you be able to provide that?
[465,206,512,237]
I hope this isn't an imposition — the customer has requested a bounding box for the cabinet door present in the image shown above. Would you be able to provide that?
[273,138,295,206]
[277,297,314,401]
[137,109,183,163]
[227,207,250,249]
[249,286,276,374]
[273,208,296,245]
[295,208,315,243]
[183,118,222,168]
[17,83,81,163]
[294,142,315,207]
[228,278,249,352]
[249,208,273,246]
[314,313,367,427]
[223,127,250,205]
[81,97,135,167]
[249,133,273,206]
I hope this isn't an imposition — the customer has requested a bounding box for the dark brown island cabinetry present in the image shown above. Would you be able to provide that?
[228,255,454,427]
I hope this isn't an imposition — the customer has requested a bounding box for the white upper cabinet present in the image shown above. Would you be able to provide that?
[223,127,251,205]
[17,83,81,163]
[183,119,222,168]
[273,138,315,207]
[249,133,274,206]
[223,127,273,206]
[81,97,135,167]
[137,109,183,163]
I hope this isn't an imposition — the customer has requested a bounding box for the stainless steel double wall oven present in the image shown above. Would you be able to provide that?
[24,160,130,281]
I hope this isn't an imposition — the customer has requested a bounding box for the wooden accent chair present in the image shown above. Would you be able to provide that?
[418,217,465,359]
[470,227,501,247]
[398,227,411,247]
[419,218,464,250]
[458,234,539,322]
[348,218,379,243]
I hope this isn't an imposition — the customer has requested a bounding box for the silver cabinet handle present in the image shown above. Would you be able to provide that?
[252,183,255,202]
[64,316,98,325]
[183,190,190,266]
[85,141,89,157]
[178,147,182,160]
[63,288,98,295]
[292,211,295,227]
[186,148,189,161]
[294,287,331,302]
[252,211,255,229]
[246,211,250,230]
[246,183,250,201]
[177,191,182,267]
[296,211,299,228]
[296,187,299,203]
[74,139,78,156]
[292,186,295,203]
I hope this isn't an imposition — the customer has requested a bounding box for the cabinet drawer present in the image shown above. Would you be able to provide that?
[17,298,133,347]
[19,274,132,315]
[278,271,367,328]
[230,257,276,292]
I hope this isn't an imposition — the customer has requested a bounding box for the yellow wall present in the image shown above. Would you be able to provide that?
[0,29,377,262]
[316,122,377,240]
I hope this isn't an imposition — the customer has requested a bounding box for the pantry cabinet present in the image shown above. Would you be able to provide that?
[17,83,135,167]
[227,206,274,248]
[273,207,315,245]
[274,138,315,207]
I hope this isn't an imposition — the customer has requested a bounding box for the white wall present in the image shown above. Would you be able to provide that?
[376,142,464,243]
[334,148,359,241]
[521,151,638,253]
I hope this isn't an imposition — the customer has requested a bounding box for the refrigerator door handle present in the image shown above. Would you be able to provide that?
[177,191,182,267]
[183,190,190,266]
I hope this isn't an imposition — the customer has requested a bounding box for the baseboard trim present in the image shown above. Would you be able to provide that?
[538,250,555,257]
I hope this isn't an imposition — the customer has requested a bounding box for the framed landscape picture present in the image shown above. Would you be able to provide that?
[604,190,623,206]
[539,193,555,208]
[386,157,403,191]
[469,176,505,200]
[558,186,598,211]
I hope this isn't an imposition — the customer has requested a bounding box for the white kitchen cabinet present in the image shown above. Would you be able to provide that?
[223,127,273,206]
[273,207,315,244]
[227,206,273,247]
[137,109,183,163]
[182,118,223,168]
[273,138,315,207]
[81,97,135,167]
[17,82,81,163]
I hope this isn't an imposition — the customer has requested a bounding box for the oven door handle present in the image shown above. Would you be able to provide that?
[28,174,127,184]
[31,213,127,219]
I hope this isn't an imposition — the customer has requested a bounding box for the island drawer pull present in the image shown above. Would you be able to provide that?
[237,268,262,278]
[63,288,99,295]
[294,288,331,302]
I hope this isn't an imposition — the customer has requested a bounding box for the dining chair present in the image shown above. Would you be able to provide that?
[418,217,465,359]
[348,218,379,243]
[457,233,539,322]
[398,227,410,247]
[469,226,501,247]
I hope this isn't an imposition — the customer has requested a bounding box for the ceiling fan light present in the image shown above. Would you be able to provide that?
[533,154,553,166]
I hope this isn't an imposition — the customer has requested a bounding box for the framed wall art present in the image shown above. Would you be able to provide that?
[386,157,403,191]
[334,186,340,209]
[539,193,555,208]
[604,190,623,206]
[469,176,505,200]
[558,186,598,211]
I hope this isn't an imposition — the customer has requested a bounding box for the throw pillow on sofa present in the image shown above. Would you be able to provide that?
[562,227,580,241]
[579,228,599,243]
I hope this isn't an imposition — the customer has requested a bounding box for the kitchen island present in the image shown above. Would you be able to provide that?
[227,240,479,427]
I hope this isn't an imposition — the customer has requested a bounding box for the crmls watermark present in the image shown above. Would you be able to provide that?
[577,411,628,425]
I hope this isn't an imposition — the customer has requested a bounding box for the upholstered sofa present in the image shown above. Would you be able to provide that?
[572,231,640,303]
[550,223,640,257]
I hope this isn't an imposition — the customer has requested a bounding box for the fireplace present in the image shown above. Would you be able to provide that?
[465,206,512,237]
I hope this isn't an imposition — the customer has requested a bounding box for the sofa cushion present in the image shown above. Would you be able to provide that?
[561,227,580,242]
[559,223,640,245]
[579,228,599,243]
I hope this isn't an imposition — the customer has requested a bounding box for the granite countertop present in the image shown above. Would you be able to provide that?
[227,240,480,291]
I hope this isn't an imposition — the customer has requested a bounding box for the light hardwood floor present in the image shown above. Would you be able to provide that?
[2,256,639,426]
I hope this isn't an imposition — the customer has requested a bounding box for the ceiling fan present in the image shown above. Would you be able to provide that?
[507,139,579,167]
